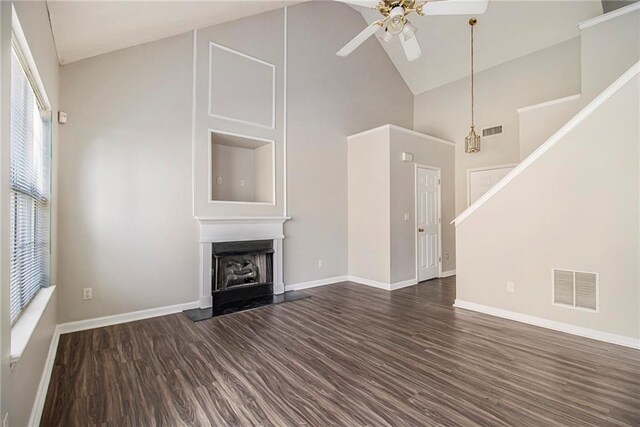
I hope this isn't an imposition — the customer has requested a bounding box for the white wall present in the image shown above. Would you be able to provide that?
[581,7,640,97]
[285,2,413,285]
[1,2,60,425]
[58,32,199,322]
[414,38,582,217]
[347,129,391,283]
[456,74,639,341]
[518,96,582,160]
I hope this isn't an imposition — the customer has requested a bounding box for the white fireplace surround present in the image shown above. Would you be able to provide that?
[197,217,289,308]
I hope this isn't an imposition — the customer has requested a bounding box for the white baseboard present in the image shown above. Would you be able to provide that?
[454,299,640,349]
[440,269,456,278]
[30,300,201,426]
[284,275,348,291]
[348,275,417,291]
[28,325,61,427]
[347,275,390,290]
[57,301,200,334]
[389,278,418,290]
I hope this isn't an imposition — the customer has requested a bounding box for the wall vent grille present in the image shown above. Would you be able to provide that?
[552,269,598,312]
[482,125,503,137]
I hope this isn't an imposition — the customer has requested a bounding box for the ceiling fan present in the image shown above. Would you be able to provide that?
[336,0,489,62]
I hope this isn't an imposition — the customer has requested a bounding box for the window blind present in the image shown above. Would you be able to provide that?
[10,45,51,324]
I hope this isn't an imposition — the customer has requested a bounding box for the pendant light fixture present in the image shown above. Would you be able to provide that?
[465,18,480,154]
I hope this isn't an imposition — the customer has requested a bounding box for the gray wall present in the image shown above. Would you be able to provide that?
[193,8,285,219]
[1,2,60,425]
[389,128,455,280]
[414,38,582,217]
[58,32,199,322]
[285,2,413,284]
[211,144,257,202]
[57,1,413,323]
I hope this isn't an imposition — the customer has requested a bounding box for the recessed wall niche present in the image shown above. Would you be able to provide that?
[210,131,274,204]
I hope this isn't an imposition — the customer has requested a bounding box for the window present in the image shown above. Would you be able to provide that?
[10,40,51,324]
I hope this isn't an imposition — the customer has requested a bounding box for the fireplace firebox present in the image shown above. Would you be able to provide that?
[211,240,274,308]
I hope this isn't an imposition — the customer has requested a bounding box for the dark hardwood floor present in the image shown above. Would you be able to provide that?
[41,277,640,426]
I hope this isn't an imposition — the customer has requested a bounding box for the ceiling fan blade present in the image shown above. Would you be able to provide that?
[336,21,382,57]
[422,0,489,15]
[334,0,381,8]
[401,34,422,62]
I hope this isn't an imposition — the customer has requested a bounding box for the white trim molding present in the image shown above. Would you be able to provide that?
[207,41,276,130]
[57,301,200,335]
[197,216,290,307]
[285,276,348,292]
[30,300,202,426]
[207,128,277,205]
[517,94,581,114]
[10,286,55,364]
[440,269,456,278]
[454,300,640,349]
[578,2,640,30]
[347,124,455,146]
[466,163,517,208]
[29,325,60,427]
[347,275,418,291]
[453,61,640,226]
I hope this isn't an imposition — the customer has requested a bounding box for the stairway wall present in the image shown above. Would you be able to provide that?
[581,7,640,97]
[456,74,639,340]
[518,7,639,170]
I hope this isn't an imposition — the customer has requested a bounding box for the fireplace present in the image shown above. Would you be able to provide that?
[211,240,274,308]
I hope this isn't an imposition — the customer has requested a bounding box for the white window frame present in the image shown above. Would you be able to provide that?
[9,6,55,365]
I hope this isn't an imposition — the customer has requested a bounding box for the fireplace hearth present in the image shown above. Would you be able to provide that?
[211,240,274,309]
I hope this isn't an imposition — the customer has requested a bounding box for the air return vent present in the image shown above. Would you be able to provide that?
[482,125,503,137]
[552,269,599,312]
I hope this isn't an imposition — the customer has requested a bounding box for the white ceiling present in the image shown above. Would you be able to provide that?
[357,0,603,94]
[46,0,302,64]
[47,0,603,95]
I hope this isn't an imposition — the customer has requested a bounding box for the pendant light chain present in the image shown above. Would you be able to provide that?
[465,18,480,154]
[471,20,474,128]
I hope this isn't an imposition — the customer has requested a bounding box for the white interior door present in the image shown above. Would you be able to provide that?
[417,167,440,282]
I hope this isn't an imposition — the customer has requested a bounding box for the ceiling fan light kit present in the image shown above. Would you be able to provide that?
[336,0,489,62]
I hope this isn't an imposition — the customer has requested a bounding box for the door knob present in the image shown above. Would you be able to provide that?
[418,228,424,232]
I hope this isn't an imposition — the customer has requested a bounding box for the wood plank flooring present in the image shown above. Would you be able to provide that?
[41,277,640,426]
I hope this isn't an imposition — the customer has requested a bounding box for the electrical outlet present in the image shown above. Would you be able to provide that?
[240,179,246,186]
[216,176,223,184]
[83,287,93,300]
[317,260,324,268]
[403,213,410,221]
[506,282,515,293]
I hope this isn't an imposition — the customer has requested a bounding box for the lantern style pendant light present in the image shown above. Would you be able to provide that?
[465,18,480,154]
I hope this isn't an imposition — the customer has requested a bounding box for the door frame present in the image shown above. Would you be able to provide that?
[466,163,517,207]
[414,164,442,282]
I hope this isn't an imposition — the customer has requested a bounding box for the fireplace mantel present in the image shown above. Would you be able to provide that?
[196,216,290,308]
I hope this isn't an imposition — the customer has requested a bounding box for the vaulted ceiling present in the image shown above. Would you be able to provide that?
[46,0,302,65]
[46,1,603,94]
[355,0,603,94]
